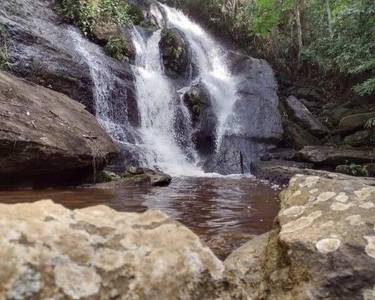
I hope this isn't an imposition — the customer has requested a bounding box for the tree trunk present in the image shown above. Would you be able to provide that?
[325,0,333,39]
[271,26,281,64]
[295,2,303,66]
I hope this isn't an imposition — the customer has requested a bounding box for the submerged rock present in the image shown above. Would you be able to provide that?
[0,200,248,300]
[0,72,118,186]
[121,167,172,186]
[226,174,375,299]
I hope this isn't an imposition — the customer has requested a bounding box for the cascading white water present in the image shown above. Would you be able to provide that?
[131,28,203,176]
[159,4,241,148]
[69,4,242,176]
[69,30,135,143]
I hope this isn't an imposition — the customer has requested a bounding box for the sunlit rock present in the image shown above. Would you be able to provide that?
[226,174,375,300]
[0,200,248,300]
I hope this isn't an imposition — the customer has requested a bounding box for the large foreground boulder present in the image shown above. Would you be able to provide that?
[0,200,247,300]
[0,72,118,185]
[226,174,375,299]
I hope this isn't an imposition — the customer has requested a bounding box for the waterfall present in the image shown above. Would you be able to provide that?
[130,28,203,176]
[69,3,244,176]
[159,4,241,148]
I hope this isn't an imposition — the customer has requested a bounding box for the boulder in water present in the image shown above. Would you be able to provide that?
[0,72,118,186]
[226,174,375,299]
[121,167,172,186]
[0,200,248,300]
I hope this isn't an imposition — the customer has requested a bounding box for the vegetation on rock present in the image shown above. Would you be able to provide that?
[105,37,130,61]
[56,0,141,61]
[0,25,11,71]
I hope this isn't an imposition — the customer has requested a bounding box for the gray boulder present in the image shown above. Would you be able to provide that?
[180,83,218,156]
[282,119,320,150]
[343,130,375,147]
[159,28,192,78]
[339,111,375,132]
[284,95,329,137]
[300,146,375,166]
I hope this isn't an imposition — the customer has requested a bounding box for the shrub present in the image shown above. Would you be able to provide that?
[56,0,138,36]
[105,37,128,61]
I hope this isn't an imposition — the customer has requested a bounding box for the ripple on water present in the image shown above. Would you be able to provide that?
[0,177,280,259]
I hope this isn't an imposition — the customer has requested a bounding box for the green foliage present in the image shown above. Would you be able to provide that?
[56,0,137,36]
[0,26,11,71]
[105,37,128,61]
[305,1,375,95]
[344,162,369,177]
[364,118,375,130]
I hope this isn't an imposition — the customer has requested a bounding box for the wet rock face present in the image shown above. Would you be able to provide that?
[0,72,118,186]
[160,28,192,78]
[0,200,248,300]
[181,84,218,156]
[0,0,137,121]
[226,174,375,300]
[205,58,283,174]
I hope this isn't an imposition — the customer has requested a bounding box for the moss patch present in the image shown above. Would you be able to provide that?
[0,25,11,71]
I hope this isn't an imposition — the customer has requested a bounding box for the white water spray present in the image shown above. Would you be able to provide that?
[159,4,241,148]
[131,28,203,176]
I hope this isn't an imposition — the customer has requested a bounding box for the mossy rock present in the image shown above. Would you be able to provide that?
[159,28,191,78]
[336,164,369,177]
[0,25,11,71]
[343,129,375,147]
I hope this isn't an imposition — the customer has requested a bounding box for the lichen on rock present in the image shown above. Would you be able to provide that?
[226,174,375,300]
[0,200,248,300]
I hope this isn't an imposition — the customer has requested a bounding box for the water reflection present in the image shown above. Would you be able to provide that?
[0,177,280,259]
